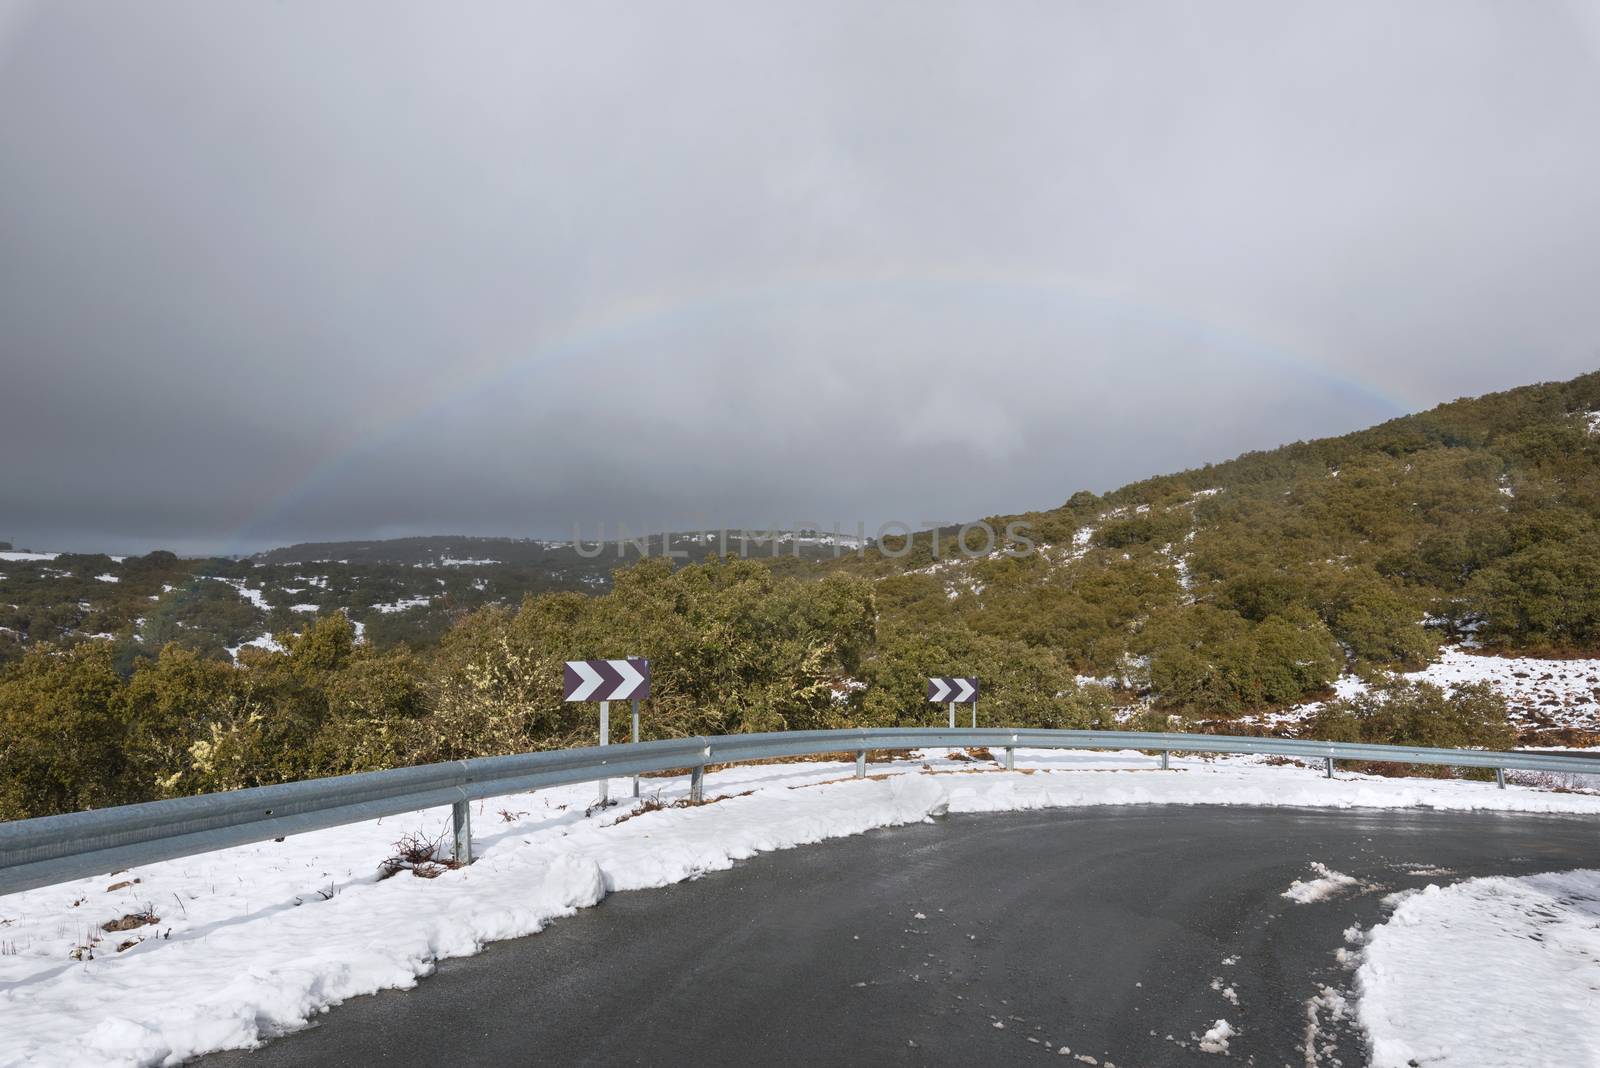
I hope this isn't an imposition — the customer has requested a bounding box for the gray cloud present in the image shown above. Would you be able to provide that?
[2,1,1597,555]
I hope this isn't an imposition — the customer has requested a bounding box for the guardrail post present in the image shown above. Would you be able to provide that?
[1005,737,1015,771]
[1160,751,1169,770]
[1496,767,1506,789]
[1324,756,1334,778]
[451,799,473,865]
[691,759,705,803]
[855,749,866,778]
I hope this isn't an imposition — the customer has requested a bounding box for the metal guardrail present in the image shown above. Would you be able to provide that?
[2,728,1595,896]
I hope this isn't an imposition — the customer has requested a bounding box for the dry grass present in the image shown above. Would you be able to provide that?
[378,831,463,880]
[101,907,159,933]
[1518,726,1600,747]
[609,789,756,825]
[69,933,101,961]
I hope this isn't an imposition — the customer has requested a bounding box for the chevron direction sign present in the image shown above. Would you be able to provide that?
[564,658,650,702]
[927,676,978,704]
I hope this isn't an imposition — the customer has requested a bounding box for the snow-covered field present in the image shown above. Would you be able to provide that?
[4,750,1600,1067]
[1356,869,1600,1067]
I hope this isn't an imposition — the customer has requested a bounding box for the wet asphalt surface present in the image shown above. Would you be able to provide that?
[202,806,1600,1067]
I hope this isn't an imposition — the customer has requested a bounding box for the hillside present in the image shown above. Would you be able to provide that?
[7,371,1600,820]
[812,371,1600,725]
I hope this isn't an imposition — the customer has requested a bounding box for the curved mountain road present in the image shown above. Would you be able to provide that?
[203,806,1600,1066]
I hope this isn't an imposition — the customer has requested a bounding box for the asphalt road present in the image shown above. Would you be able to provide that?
[203,806,1600,1067]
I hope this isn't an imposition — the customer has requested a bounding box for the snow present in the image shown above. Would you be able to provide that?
[225,633,283,660]
[209,578,270,612]
[1304,986,1351,1065]
[6,751,1600,1066]
[1198,1019,1234,1054]
[1258,645,1600,737]
[371,596,432,614]
[289,604,319,613]
[1403,647,1600,734]
[0,550,58,562]
[94,574,120,583]
[1355,869,1600,1067]
[436,557,500,567]
[1281,862,1359,903]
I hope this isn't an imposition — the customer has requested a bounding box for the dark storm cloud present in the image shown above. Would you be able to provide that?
[2,1,1598,554]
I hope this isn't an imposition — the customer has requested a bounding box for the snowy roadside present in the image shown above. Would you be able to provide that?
[4,748,1600,1067]
[1355,869,1600,1067]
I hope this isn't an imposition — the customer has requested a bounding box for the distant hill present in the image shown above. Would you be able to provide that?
[252,530,865,569]
[0,530,867,664]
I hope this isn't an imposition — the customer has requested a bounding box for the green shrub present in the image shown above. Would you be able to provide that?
[1306,678,1514,751]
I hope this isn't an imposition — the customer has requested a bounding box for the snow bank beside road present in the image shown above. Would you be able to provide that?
[1356,869,1600,1067]
[4,751,1600,1067]
[0,774,946,1067]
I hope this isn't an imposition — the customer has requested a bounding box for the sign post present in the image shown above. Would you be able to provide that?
[631,696,641,798]
[927,676,979,729]
[564,658,650,804]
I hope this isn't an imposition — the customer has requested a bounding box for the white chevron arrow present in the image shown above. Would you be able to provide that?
[610,659,646,700]
[953,678,976,703]
[929,677,952,702]
[569,660,604,701]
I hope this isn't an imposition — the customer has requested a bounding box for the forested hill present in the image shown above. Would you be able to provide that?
[820,370,1600,715]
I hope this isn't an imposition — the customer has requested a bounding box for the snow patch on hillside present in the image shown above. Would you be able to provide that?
[1405,647,1600,733]
[372,595,433,614]
[210,578,270,612]
[226,633,283,659]
[1258,646,1600,738]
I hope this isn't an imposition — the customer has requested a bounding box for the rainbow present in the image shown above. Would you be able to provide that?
[221,267,1410,554]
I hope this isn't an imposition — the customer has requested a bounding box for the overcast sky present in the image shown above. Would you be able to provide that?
[3,1,1599,556]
